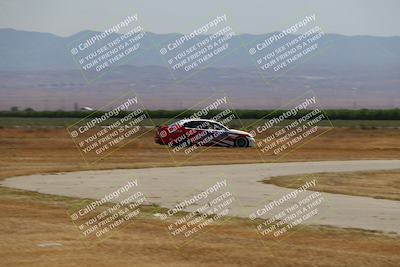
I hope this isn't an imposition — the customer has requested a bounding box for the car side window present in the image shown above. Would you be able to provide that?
[212,123,225,130]
[199,121,212,129]
[183,121,224,130]
[183,121,203,129]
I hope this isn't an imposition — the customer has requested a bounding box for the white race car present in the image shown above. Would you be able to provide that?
[155,119,255,148]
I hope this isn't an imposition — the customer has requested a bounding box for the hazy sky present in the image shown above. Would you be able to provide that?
[0,0,399,37]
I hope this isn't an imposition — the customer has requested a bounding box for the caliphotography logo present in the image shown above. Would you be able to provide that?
[248,177,326,243]
[156,13,236,82]
[68,179,147,244]
[156,178,235,247]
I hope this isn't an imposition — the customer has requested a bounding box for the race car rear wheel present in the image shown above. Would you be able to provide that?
[235,137,249,147]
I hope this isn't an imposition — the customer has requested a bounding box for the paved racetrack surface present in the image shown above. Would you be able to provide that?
[2,160,399,233]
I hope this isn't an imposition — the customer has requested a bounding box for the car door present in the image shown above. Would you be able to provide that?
[207,122,231,146]
[190,120,229,147]
[182,121,207,146]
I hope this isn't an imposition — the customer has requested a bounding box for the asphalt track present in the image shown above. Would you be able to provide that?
[2,160,399,234]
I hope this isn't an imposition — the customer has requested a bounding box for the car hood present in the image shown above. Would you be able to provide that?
[228,129,252,137]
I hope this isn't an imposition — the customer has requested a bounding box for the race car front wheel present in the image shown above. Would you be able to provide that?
[235,137,249,148]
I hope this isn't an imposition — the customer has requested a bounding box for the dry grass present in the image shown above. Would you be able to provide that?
[0,186,399,267]
[1,127,399,180]
[264,169,400,201]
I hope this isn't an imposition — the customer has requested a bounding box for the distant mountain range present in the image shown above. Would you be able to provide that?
[1,28,400,71]
[0,28,399,110]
